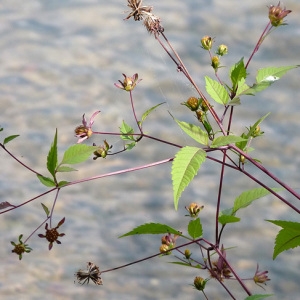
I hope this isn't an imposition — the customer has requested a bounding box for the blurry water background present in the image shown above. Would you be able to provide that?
[1,0,300,299]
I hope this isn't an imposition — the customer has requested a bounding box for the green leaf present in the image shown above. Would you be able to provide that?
[188,218,203,239]
[235,77,250,97]
[168,262,203,269]
[41,203,50,216]
[248,113,270,138]
[210,135,247,148]
[242,65,299,95]
[47,129,58,177]
[120,121,135,141]
[125,141,136,150]
[58,180,69,187]
[36,174,56,187]
[119,223,182,238]
[233,187,283,214]
[141,102,165,124]
[205,76,230,105]
[230,57,247,90]
[56,166,78,172]
[244,294,273,300]
[60,144,97,165]
[172,146,206,210]
[266,220,300,259]
[3,135,19,145]
[175,119,209,146]
[218,215,240,225]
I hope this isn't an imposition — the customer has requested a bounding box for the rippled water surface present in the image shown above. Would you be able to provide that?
[1,0,300,299]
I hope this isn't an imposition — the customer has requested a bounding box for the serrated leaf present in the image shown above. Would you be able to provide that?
[256,66,299,83]
[205,76,230,105]
[3,135,19,145]
[244,294,273,300]
[218,215,240,225]
[175,119,209,146]
[0,201,14,210]
[119,223,181,238]
[266,220,300,259]
[210,135,247,148]
[125,141,136,150]
[233,187,283,214]
[36,174,56,187]
[41,203,50,216]
[141,102,165,124]
[172,146,206,210]
[56,166,78,172]
[228,97,241,106]
[242,65,299,96]
[230,58,246,89]
[60,144,97,165]
[235,78,250,97]
[47,129,58,177]
[188,218,203,239]
[120,121,135,141]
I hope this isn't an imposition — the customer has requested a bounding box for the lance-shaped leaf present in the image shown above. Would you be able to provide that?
[37,174,56,187]
[210,135,247,148]
[119,223,182,238]
[266,220,300,259]
[244,295,273,300]
[172,146,206,210]
[242,65,299,95]
[4,135,20,145]
[141,102,165,124]
[175,119,209,146]
[120,121,135,141]
[233,187,283,214]
[205,76,230,105]
[41,203,50,216]
[47,129,58,177]
[230,57,247,90]
[60,144,97,165]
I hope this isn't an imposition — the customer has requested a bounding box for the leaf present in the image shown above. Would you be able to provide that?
[210,135,247,148]
[172,146,206,210]
[56,166,78,172]
[36,174,56,187]
[125,141,136,150]
[205,76,230,105]
[168,262,202,269]
[188,218,203,239]
[58,180,69,187]
[47,129,58,177]
[248,113,270,138]
[235,77,250,97]
[256,66,299,83]
[230,57,247,90]
[233,187,283,214]
[175,119,209,146]
[41,203,50,216]
[119,223,181,238]
[3,135,19,145]
[266,220,300,259]
[242,65,299,95]
[141,102,165,124]
[218,215,240,225]
[244,294,273,300]
[120,121,135,141]
[60,144,97,165]
[0,201,14,210]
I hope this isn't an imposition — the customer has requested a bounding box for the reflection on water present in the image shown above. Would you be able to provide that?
[1,0,300,299]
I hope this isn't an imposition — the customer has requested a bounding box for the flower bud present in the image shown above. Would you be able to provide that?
[159,244,171,255]
[211,56,220,70]
[216,44,228,56]
[193,276,208,291]
[182,97,200,111]
[201,36,213,50]
[184,249,191,259]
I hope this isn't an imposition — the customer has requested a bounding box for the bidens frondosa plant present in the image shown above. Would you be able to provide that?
[0,1,299,299]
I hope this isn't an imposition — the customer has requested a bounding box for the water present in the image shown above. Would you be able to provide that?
[1,0,300,299]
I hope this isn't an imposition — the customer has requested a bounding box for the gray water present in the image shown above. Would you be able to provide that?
[1,0,300,299]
